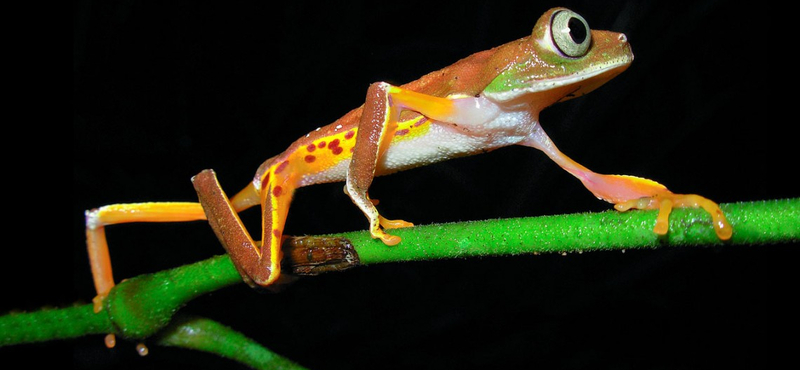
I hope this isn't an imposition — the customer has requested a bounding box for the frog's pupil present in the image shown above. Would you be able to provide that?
[568,17,587,44]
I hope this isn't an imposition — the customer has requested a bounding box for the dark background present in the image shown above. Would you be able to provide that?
[36,0,800,368]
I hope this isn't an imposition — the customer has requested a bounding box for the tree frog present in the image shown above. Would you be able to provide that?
[86,7,731,312]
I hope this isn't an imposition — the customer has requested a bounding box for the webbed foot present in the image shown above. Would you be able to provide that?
[614,188,732,240]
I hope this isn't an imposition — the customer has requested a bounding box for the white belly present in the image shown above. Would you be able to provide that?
[298,108,535,186]
[380,109,535,174]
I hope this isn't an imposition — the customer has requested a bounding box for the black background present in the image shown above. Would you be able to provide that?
[33,0,800,368]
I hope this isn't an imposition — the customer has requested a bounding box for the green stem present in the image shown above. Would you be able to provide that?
[1,255,241,344]
[101,254,242,339]
[0,304,113,344]
[156,316,308,370]
[1,198,797,365]
[347,198,799,263]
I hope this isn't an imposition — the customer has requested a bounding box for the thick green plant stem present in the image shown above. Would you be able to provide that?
[0,256,242,345]
[1,199,797,365]
[0,255,305,368]
[100,253,242,339]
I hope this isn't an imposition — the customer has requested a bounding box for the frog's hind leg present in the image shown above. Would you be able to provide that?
[84,202,210,348]
[519,123,732,240]
[85,202,208,312]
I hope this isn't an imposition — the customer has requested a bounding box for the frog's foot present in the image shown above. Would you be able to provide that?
[370,227,402,246]
[367,216,414,246]
[604,176,732,240]
[520,127,732,240]
[92,292,118,348]
[92,293,107,313]
[379,215,414,230]
[105,334,117,349]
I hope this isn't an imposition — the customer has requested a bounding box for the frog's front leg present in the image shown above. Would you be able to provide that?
[346,82,473,245]
[521,123,733,240]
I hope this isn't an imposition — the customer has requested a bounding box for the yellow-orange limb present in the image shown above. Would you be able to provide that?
[379,215,414,230]
[85,202,207,307]
[84,202,209,348]
[386,85,457,122]
[261,169,295,283]
[521,126,732,240]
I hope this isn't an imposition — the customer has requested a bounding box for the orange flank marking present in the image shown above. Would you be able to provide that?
[290,130,362,175]
[390,116,430,143]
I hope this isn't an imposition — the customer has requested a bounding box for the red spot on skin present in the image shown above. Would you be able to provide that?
[329,139,343,155]
[306,144,316,152]
[395,128,409,136]
[273,229,282,239]
[318,141,326,148]
[273,185,283,197]
[344,130,355,140]
[350,147,354,153]
[414,117,428,127]
[305,155,316,163]
[275,160,289,174]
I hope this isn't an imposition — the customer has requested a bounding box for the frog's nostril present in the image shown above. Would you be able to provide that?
[618,33,628,43]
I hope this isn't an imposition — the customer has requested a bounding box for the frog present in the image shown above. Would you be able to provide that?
[86,7,731,314]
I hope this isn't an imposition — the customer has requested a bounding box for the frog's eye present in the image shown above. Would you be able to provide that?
[550,9,591,58]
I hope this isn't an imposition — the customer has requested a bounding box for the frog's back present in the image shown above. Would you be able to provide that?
[263,36,532,187]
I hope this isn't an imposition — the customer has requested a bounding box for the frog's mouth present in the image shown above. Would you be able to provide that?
[487,56,633,105]
[549,58,633,103]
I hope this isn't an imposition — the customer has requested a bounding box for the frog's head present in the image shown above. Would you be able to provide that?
[484,8,633,107]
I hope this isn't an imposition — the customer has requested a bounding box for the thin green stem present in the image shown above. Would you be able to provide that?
[156,316,308,370]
